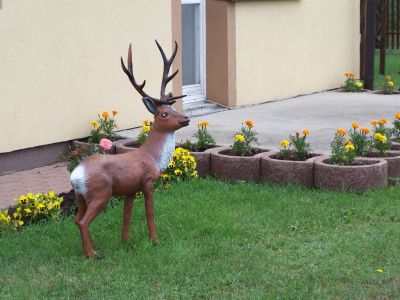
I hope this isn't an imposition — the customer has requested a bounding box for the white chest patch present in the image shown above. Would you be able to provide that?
[158,133,175,172]
[70,164,88,195]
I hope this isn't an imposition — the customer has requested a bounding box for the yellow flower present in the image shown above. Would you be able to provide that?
[53,201,61,209]
[160,173,170,180]
[280,140,291,148]
[112,110,118,117]
[345,144,355,152]
[174,169,182,176]
[191,171,198,178]
[13,212,21,219]
[355,81,363,88]
[385,75,391,81]
[15,220,24,228]
[91,120,99,128]
[360,127,371,135]
[18,196,28,205]
[47,202,54,210]
[168,161,175,169]
[24,208,32,215]
[395,113,400,120]
[376,268,384,273]
[49,191,56,198]
[234,134,245,142]
[337,128,347,136]
[379,118,388,125]
[374,133,387,143]
[371,120,378,126]
[36,203,46,212]
[198,121,209,127]
[303,129,310,136]
[387,81,394,87]
[351,122,359,129]
[102,111,110,119]
[142,125,151,133]
[245,120,254,128]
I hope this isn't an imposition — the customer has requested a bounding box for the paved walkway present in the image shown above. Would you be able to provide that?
[1,91,399,209]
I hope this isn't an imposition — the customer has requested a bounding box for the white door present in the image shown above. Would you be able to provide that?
[181,0,206,103]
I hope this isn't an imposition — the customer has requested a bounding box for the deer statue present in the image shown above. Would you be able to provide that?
[70,40,189,257]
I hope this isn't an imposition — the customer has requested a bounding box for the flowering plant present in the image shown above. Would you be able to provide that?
[160,147,197,186]
[392,112,400,141]
[343,72,364,92]
[193,121,216,151]
[348,122,372,156]
[0,192,63,234]
[371,118,392,152]
[89,110,119,143]
[232,120,258,156]
[330,128,357,165]
[64,138,113,172]
[279,130,311,161]
[382,75,395,94]
[137,120,153,146]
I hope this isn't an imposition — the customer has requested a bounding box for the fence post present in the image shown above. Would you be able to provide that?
[364,0,378,90]
[380,0,388,75]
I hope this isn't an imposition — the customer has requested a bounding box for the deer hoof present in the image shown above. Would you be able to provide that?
[151,239,159,246]
[84,249,99,258]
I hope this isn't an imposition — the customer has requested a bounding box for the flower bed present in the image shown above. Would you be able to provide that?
[314,156,388,192]
[260,151,322,187]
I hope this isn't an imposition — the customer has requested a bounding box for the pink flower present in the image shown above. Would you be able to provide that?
[99,138,113,151]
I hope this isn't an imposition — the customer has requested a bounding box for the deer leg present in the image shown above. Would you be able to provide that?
[76,195,109,257]
[143,186,157,243]
[121,195,135,242]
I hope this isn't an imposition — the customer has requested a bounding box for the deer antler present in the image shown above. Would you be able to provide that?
[155,40,185,104]
[120,44,158,102]
[121,41,185,106]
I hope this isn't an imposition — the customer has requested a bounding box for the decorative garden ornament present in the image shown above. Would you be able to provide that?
[70,41,189,257]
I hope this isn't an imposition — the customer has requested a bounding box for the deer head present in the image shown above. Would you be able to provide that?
[121,40,189,132]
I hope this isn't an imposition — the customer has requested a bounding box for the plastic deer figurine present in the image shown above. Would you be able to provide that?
[70,41,189,257]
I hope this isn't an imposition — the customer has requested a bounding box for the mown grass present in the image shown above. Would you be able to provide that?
[1,179,399,299]
[374,49,400,90]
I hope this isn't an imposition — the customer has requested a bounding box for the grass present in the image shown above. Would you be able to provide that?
[374,49,400,90]
[1,178,399,299]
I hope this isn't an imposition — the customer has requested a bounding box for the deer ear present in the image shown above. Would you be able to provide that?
[142,97,158,115]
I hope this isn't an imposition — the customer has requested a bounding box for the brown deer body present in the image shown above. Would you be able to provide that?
[70,41,188,257]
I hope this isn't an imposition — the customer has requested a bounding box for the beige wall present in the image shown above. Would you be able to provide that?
[235,0,360,106]
[0,0,174,153]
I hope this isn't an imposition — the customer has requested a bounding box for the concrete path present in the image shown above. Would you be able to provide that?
[1,91,399,209]
[120,91,400,153]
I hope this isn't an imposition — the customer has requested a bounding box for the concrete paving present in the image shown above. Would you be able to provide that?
[120,91,400,154]
[1,91,399,209]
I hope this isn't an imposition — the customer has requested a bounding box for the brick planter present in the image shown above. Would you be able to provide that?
[72,138,129,154]
[365,150,400,178]
[391,141,400,151]
[210,146,270,182]
[260,151,322,187]
[188,146,223,177]
[314,156,388,193]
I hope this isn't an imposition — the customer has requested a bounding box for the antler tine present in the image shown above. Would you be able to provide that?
[121,44,156,101]
[155,40,181,104]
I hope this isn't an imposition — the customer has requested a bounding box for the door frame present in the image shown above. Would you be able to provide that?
[181,0,206,103]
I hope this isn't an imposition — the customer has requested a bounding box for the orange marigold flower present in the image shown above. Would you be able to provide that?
[296,132,300,138]
[303,129,310,136]
[245,120,254,128]
[112,110,118,116]
[379,118,388,125]
[386,75,391,81]
[102,111,110,119]
[351,122,359,129]
[198,121,209,127]
[143,120,151,126]
[337,128,347,136]
[360,127,371,135]
[395,112,400,120]
[371,120,378,126]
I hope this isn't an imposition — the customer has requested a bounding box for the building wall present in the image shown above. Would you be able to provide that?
[0,0,174,153]
[234,0,360,106]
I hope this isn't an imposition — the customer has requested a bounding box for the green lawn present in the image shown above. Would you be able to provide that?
[1,179,399,299]
[374,49,400,90]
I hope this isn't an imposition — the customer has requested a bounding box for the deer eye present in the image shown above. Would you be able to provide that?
[161,112,168,118]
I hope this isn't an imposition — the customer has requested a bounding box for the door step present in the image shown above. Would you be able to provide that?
[183,100,228,118]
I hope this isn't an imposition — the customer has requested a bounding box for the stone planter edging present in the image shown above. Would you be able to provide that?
[210,146,270,182]
[391,141,400,151]
[72,139,130,155]
[260,151,323,187]
[115,139,138,154]
[314,156,388,193]
[366,150,400,178]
